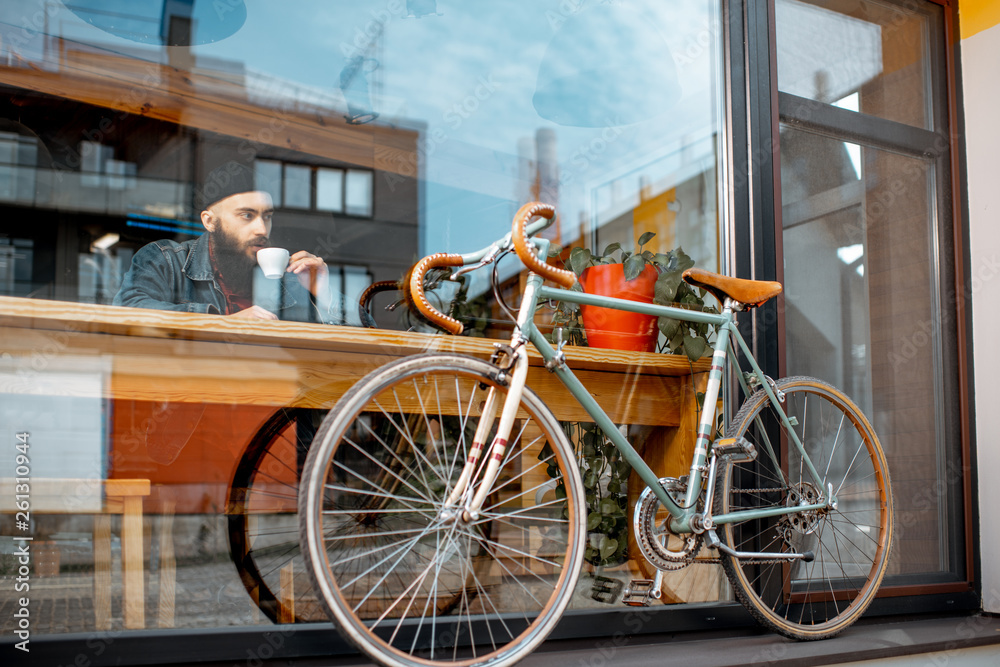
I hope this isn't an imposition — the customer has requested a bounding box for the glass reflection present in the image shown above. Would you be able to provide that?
[0,0,726,635]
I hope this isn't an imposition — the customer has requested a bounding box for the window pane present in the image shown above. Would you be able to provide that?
[283,164,311,208]
[255,159,283,207]
[316,167,343,212]
[776,0,941,130]
[0,0,727,636]
[780,125,962,581]
[344,169,371,216]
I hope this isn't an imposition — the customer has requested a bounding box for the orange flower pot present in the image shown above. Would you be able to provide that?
[579,264,659,352]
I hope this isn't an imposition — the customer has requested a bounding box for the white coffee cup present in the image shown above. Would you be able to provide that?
[257,247,290,279]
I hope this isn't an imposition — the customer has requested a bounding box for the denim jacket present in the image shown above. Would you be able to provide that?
[113,235,342,325]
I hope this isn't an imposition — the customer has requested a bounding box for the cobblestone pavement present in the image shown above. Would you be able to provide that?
[0,557,272,635]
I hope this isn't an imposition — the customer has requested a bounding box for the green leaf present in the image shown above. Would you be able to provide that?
[654,270,683,303]
[683,333,709,361]
[658,316,680,339]
[599,537,619,560]
[584,471,597,489]
[670,330,685,349]
[601,242,621,258]
[538,443,553,461]
[587,512,603,530]
[600,497,619,515]
[652,252,673,269]
[568,247,593,275]
[555,484,566,499]
[674,247,696,273]
[637,231,656,247]
[547,243,564,257]
[623,254,645,281]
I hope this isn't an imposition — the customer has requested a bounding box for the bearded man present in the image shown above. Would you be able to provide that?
[114,161,338,323]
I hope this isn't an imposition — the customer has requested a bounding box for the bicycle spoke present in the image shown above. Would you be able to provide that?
[300,356,584,666]
[716,377,891,640]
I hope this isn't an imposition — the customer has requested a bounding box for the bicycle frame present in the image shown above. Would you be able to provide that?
[449,232,833,537]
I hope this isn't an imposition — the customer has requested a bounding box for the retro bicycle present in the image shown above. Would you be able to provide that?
[296,202,894,667]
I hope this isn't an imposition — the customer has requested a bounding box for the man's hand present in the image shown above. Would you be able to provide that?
[288,251,330,295]
[228,305,278,320]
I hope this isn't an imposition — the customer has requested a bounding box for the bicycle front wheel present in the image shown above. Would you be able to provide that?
[299,353,586,667]
[714,376,893,640]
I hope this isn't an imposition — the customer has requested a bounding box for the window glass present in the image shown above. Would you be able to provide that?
[283,164,312,208]
[0,0,726,638]
[255,159,284,207]
[316,167,344,212]
[777,0,963,585]
[344,168,372,216]
[775,0,938,130]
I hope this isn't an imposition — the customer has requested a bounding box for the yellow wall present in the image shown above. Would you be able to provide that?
[960,0,1000,39]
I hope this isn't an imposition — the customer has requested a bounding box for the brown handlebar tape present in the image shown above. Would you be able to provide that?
[408,253,465,335]
[511,202,576,289]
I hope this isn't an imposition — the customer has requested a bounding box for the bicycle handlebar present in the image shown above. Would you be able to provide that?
[510,202,577,289]
[407,253,466,335]
[406,201,575,334]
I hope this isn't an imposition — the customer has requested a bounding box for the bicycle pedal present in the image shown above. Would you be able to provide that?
[590,575,623,604]
[622,579,659,606]
[713,436,757,462]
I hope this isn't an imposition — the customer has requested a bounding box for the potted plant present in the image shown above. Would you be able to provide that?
[549,232,717,360]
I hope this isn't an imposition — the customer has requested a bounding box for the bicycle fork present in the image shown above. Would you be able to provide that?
[443,348,529,520]
[443,281,539,520]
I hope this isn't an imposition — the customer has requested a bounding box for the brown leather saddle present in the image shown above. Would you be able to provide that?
[682,267,782,308]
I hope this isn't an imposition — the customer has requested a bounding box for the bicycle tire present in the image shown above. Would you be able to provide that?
[299,353,586,667]
[227,407,326,623]
[714,376,893,640]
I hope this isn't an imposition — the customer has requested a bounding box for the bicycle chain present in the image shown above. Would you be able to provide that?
[640,484,802,567]
[697,486,796,565]
[729,486,789,495]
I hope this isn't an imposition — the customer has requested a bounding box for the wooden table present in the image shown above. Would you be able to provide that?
[0,296,709,422]
[0,296,713,620]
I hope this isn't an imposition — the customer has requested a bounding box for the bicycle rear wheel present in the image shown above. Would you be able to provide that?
[299,353,586,667]
[227,407,325,622]
[714,376,893,640]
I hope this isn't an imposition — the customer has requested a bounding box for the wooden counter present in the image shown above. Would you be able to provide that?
[0,296,718,624]
[0,296,710,426]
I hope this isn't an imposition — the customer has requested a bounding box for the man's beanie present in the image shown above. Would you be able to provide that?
[195,159,258,211]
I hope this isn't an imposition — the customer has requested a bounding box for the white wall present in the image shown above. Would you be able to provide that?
[962,18,1000,614]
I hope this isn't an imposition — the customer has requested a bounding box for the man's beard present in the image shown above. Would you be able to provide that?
[210,229,263,295]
